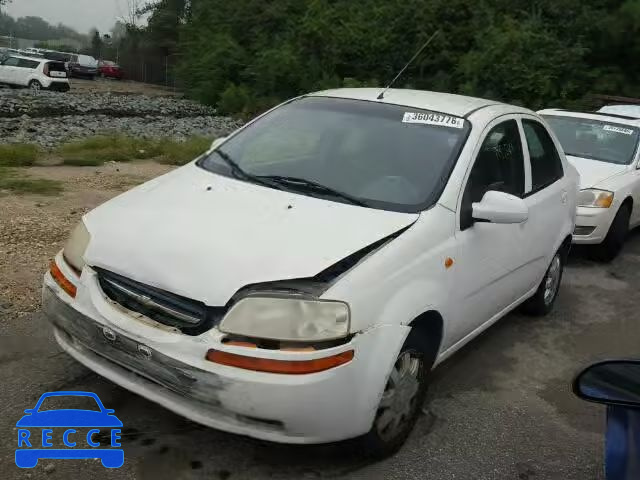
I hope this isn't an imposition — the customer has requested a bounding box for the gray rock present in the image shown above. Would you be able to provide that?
[0,89,243,149]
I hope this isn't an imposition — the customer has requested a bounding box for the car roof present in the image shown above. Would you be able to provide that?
[308,88,511,117]
[538,108,640,127]
[6,54,47,63]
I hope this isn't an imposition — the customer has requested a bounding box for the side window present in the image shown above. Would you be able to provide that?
[522,120,564,192]
[17,59,38,69]
[460,119,525,230]
[2,57,20,67]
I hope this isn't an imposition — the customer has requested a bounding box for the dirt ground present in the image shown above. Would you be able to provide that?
[0,161,174,316]
[69,78,182,96]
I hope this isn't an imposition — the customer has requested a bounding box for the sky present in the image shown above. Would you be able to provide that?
[4,0,140,34]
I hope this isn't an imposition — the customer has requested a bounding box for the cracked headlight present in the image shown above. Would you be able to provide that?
[63,221,90,272]
[578,189,614,208]
[219,296,350,342]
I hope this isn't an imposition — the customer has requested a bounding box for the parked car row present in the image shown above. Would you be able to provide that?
[0,53,70,92]
[0,47,124,91]
[41,87,640,461]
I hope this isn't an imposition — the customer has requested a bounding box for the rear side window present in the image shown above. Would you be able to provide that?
[17,59,39,69]
[522,120,564,192]
[461,119,525,229]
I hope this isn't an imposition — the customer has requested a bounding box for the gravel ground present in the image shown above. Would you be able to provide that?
[0,161,174,317]
[0,81,242,148]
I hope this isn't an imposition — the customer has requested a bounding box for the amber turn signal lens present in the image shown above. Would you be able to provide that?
[206,349,354,374]
[50,261,77,298]
[595,194,614,208]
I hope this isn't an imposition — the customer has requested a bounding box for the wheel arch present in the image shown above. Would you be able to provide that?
[621,195,633,214]
[408,310,444,363]
[560,234,572,262]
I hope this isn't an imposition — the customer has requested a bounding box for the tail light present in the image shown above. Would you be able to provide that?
[43,63,50,77]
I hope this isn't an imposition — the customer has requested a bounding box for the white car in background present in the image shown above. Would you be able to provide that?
[0,54,70,92]
[598,104,640,118]
[540,109,640,260]
[43,89,577,457]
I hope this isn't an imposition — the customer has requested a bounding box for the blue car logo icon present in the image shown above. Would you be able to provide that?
[15,391,124,468]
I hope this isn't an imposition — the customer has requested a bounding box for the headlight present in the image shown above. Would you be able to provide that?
[63,221,90,272]
[578,189,614,208]
[219,296,350,342]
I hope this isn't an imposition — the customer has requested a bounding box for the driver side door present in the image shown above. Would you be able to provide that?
[446,116,536,348]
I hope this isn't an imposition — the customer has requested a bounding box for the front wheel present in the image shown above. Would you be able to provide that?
[521,250,564,316]
[590,204,630,262]
[28,80,42,93]
[357,328,435,458]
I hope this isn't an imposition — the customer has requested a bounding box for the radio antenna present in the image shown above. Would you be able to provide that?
[377,30,440,100]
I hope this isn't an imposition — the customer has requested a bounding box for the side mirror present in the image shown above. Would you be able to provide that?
[573,360,640,408]
[472,191,528,224]
[211,137,227,150]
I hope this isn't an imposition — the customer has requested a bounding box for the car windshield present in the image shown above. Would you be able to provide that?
[38,395,101,412]
[198,97,470,212]
[543,115,640,165]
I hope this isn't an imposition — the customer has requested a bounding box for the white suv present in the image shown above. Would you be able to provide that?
[0,55,70,92]
[540,109,640,260]
[43,89,577,457]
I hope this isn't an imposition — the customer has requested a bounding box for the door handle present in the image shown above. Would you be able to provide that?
[561,191,568,204]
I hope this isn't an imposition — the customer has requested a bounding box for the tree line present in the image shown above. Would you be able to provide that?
[0,12,85,43]
[4,0,640,117]
[130,0,639,116]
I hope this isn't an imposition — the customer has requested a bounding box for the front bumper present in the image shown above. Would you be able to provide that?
[572,206,617,244]
[42,270,408,444]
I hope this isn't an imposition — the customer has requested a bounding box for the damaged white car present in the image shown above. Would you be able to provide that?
[44,88,577,456]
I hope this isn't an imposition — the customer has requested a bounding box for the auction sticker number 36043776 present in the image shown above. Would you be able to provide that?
[402,111,465,129]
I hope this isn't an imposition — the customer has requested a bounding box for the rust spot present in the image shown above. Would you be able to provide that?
[445,257,454,269]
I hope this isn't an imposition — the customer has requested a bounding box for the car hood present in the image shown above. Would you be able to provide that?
[84,164,418,306]
[566,155,628,189]
[16,410,123,427]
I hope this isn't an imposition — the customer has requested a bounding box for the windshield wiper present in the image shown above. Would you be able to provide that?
[258,175,368,207]
[212,150,283,190]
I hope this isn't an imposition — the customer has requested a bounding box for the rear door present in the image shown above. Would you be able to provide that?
[519,115,569,281]
[16,58,40,86]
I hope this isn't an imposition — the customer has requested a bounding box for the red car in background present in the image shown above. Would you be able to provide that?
[98,61,124,80]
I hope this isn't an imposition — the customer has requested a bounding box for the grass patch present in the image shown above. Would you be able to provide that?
[56,135,213,166]
[0,144,41,167]
[56,135,162,166]
[155,136,213,165]
[0,168,62,195]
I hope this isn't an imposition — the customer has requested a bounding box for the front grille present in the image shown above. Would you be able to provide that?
[95,268,226,335]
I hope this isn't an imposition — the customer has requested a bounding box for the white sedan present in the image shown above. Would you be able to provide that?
[598,104,640,118]
[44,89,577,457]
[540,109,640,260]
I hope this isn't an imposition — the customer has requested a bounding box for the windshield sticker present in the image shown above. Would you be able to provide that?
[603,125,634,135]
[402,112,465,129]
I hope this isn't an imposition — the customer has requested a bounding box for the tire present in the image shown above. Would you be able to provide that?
[521,248,565,316]
[28,80,42,93]
[357,327,437,458]
[589,204,631,262]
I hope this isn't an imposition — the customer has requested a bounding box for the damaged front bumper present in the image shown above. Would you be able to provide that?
[42,271,408,444]
[572,205,617,244]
